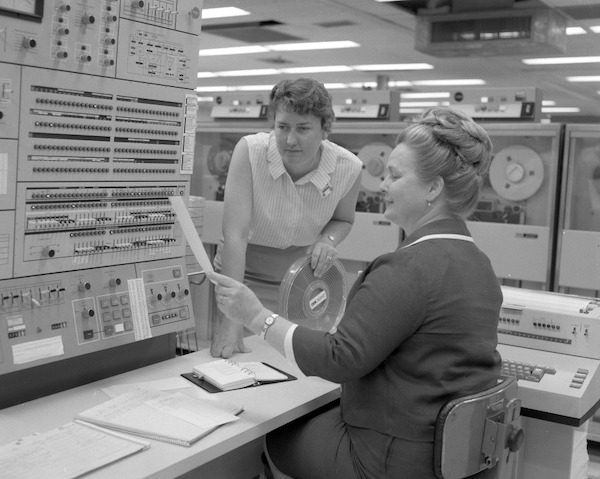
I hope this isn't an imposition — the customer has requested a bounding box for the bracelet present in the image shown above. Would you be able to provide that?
[261,313,279,339]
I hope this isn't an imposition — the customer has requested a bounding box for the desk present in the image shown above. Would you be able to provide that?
[0,335,340,479]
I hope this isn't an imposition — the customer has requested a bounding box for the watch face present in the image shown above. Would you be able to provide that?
[265,316,275,325]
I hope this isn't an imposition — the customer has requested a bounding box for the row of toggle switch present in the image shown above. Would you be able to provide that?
[113,148,178,155]
[115,106,180,116]
[35,122,112,131]
[1,286,66,308]
[33,145,111,152]
[35,98,113,109]
[29,189,178,199]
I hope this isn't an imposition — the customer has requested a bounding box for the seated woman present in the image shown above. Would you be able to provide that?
[209,106,502,479]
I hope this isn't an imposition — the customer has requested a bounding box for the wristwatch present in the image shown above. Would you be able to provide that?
[262,313,279,338]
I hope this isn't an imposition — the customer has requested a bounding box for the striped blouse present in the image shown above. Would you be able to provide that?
[245,131,362,248]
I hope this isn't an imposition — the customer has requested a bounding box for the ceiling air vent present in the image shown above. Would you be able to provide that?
[414,8,567,57]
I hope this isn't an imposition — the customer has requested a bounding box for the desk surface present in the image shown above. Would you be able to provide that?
[0,335,340,479]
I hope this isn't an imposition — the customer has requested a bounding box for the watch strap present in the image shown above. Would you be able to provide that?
[261,313,279,339]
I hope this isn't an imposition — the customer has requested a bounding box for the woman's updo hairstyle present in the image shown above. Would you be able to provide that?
[268,78,335,133]
[397,107,493,217]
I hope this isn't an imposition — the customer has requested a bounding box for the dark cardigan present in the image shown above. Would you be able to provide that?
[292,217,502,441]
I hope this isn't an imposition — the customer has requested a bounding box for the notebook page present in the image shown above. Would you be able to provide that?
[76,390,239,444]
[0,421,146,479]
[238,362,288,381]
[146,392,241,428]
[193,359,256,389]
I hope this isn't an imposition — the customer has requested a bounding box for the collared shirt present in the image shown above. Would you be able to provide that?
[246,131,362,248]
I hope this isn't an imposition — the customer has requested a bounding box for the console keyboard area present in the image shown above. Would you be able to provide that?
[502,359,557,382]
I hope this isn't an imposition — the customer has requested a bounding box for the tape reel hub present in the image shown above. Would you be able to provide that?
[357,143,392,192]
[489,145,544,201]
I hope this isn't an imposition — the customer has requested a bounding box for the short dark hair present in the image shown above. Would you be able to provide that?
[397,107,493,217]
[268,78,335,132]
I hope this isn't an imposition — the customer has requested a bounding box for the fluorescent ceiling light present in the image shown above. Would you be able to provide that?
[542,100,556,106]
[413,79,485,86]
[196,86,230,92]
[347,82,378,89]
[567,76,600,82]
[566,26,586,35]
[353,63,433,71]
[219,68,280,77]
[199,41,359,56]
[388,80,413,87]
[201,7,250,19]
[196,64,435,78]
[235,85,276,91]
[591,26,600,33]
[281,65,354,74]
[197,72,218,78]
[270,41,358,51]
[523,56,600,65]
[199,46,269,56]
[401,92,450,99]
[323,83,350,89]
[541,107,580,113]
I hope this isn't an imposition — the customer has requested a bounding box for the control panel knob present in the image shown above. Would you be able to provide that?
[131,1,144,8]
[81,309,95,319]
[108,278,121,287]
[22,37,37,49]
[82,14,95,24]
[57,27,70,35]
[58,3,71,12]
[189,6,201,19]
[43,247,56,258]
[78,281,91,292]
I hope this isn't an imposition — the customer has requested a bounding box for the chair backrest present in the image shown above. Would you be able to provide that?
[433,376,524,479]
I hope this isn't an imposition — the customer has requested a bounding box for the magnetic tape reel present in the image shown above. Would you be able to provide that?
[278,256,347,333]
[357,143,393,192]
[206,141,235,177]
[489,145,544,201]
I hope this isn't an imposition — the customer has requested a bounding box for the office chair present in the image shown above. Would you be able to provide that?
[433,376,524,479]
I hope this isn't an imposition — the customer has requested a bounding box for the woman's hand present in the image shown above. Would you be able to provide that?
[208,272,265,326]
[210,317,250,359]
[308,240,338,278]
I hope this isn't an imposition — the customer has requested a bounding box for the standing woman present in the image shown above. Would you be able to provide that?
[209,106,502,478]
[211,78,362,359]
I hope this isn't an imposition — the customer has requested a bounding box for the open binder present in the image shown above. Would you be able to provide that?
[182,359,296,393]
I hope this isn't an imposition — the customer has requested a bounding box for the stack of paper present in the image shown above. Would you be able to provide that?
[76,389,241,447]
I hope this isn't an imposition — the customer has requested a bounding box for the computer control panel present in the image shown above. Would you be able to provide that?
[498,286,600,424]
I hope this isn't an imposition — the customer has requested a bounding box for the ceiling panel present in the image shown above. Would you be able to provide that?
[197,0,600,119]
